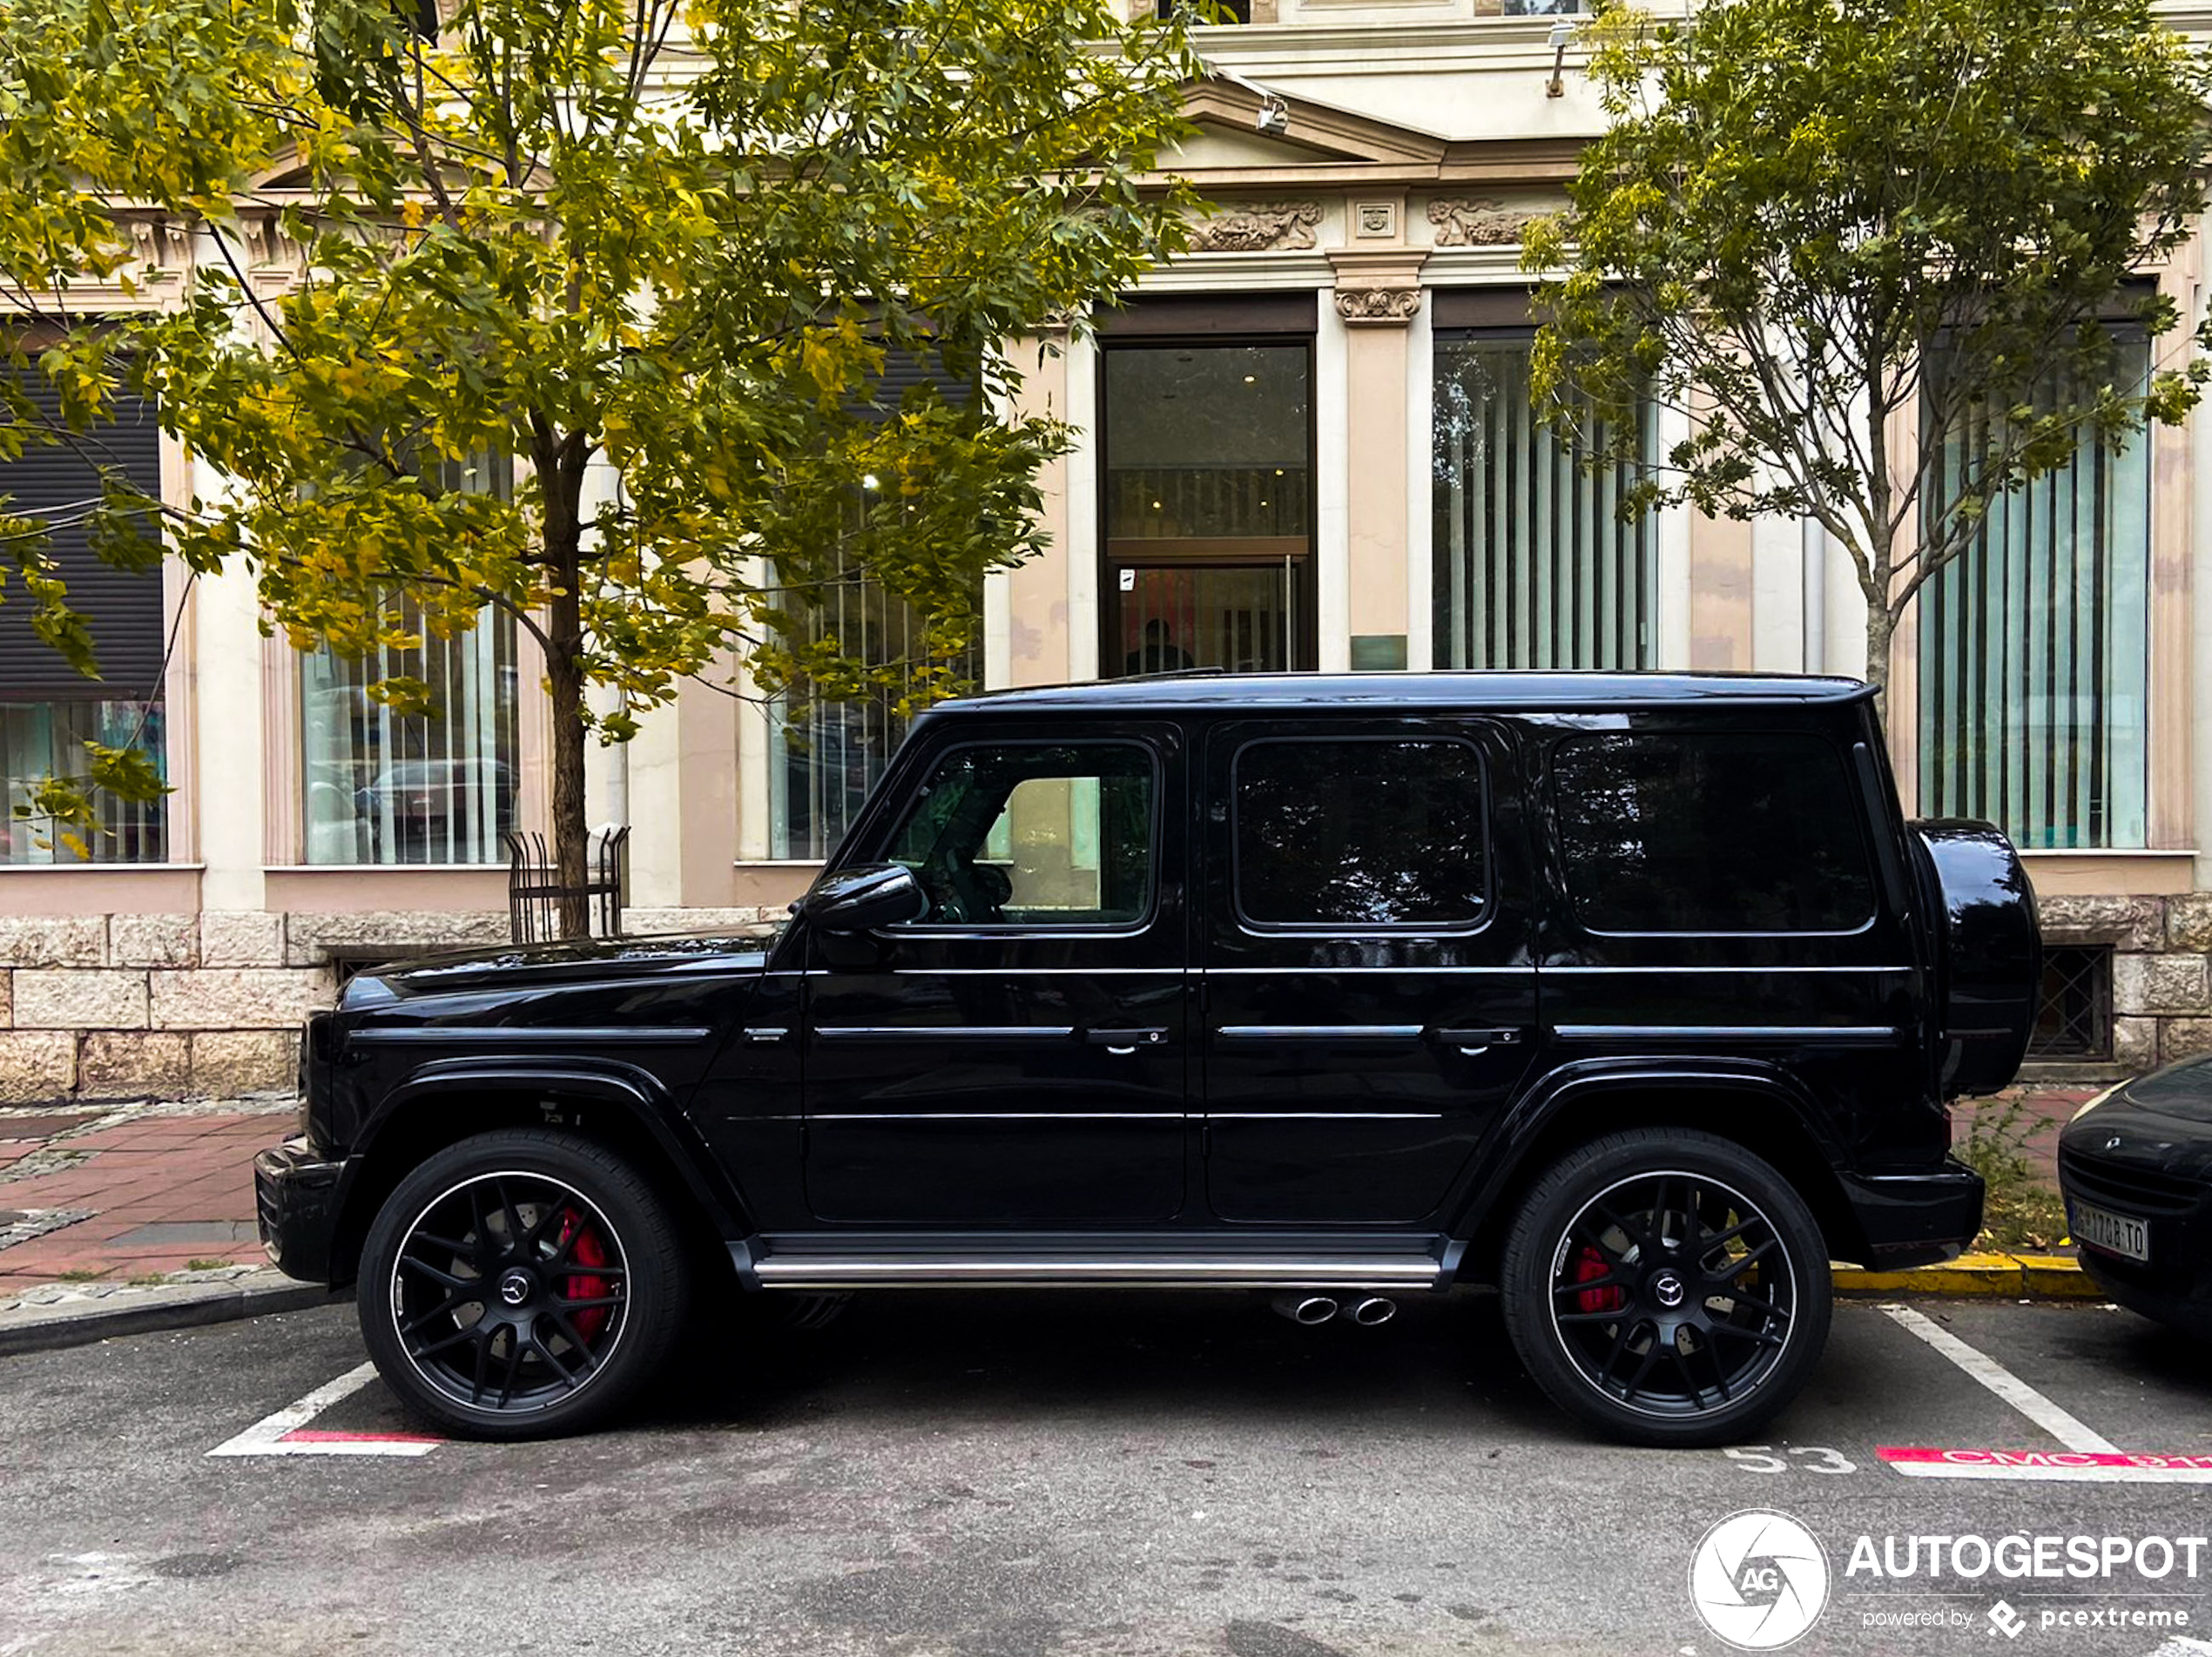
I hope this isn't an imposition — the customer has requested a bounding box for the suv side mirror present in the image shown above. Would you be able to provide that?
[793,862,929,933]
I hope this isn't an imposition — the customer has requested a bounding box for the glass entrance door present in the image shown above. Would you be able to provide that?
[1102,340,1315,674]
[1112,564,1295,677]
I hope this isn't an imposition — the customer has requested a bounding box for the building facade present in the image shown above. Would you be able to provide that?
[3,0,2210,1101]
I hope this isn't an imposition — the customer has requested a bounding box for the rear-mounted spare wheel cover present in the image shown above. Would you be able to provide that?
[1910,819,2040,1096]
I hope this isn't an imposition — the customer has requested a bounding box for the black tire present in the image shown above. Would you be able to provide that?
[357,1128,691,1440]
[1499,1128,1831,1448]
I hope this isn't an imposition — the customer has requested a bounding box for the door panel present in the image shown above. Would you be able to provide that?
[801,724,1190,1225]
[1200,721,1539,1223]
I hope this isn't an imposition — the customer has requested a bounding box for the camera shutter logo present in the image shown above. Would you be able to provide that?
[1688,1510,1831,1650]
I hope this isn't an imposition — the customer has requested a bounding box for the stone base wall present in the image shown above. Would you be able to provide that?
[0,907,777,1105]
[2035,894,2212,1071]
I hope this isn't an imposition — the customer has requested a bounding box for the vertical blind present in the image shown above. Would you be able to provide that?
[1432,332,1656,670]
[767,552,982,861]
[1918,341,2152,850]
[0,701,167,864]
[300,608,520,865]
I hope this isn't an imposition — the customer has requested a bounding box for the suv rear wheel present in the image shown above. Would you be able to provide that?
[358,1128,691,1439]
[1499,1128,1831,1448]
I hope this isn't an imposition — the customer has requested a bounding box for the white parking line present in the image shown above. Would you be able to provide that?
[1880,1303,2119,1454]
[207,1362,442,1458]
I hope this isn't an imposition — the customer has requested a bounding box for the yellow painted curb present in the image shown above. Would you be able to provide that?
[1833,1251,2106,1301]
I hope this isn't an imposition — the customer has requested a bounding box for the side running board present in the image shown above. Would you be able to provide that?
[731,1232,1455,1291]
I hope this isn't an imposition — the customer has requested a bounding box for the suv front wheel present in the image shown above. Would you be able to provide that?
[358,1128,691,1439]
[1500,1128,1832,1448]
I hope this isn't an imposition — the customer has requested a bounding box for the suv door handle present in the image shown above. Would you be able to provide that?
[1084,1027,1169,1055]
[1429,1027,1524,1054]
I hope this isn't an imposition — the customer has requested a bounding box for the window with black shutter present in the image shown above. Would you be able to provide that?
[0,374,169,865]
[0,375,165,700]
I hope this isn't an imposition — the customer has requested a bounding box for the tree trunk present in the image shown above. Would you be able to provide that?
[1862,602,1895,708]
[540,443,592,941]
[544,569,590,940]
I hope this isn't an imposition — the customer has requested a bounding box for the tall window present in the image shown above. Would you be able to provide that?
[0,372,167,865]
[299,454,519,866]
[768,553,981,860]
[1918,339,2153,849]
[1432,331,1656,670]
[1102,340,1314,676]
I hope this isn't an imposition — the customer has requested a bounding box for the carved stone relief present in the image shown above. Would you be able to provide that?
[1427,197,1537,247]
[1188,200,1322,254]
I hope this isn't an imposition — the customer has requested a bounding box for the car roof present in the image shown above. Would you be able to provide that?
[925,670,1873,716]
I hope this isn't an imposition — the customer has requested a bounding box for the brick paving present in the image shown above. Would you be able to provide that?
[0,1103,287,1292]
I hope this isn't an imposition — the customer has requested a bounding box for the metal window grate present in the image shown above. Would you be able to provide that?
[2027,943,2113,1061]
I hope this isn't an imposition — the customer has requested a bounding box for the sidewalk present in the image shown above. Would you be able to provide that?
[0,1098,293,1301]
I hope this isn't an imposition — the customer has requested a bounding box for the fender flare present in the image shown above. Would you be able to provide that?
[1447,1056,1852,1246]
[353,1054,751,1239]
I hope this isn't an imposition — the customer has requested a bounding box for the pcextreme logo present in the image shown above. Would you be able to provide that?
[1689,1509,1832,1651]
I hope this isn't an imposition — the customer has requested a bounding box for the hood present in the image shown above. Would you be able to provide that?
[341,922,784,1011]
[2098,1056,2212,1127]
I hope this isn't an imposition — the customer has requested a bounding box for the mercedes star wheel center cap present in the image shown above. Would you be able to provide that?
[1652,1271,1686,1310]
[498,1269,533,1308]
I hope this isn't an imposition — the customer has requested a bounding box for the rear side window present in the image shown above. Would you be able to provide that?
[1234,738,1487,929]
[1551,732,1874,933]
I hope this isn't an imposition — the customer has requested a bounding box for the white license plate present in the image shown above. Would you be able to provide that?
[2071,1200,2150,1264]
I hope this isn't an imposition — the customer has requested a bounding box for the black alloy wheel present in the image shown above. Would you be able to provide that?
[1500,1128,1831,1447]
[358,1129,690,1439]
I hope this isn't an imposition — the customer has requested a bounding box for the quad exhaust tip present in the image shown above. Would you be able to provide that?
[1268,1292,1399,1326]
[1271,1292,1339,1325]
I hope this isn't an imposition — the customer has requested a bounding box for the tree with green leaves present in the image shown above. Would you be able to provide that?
[0,0,1201,926]
[1523,0,2212,698]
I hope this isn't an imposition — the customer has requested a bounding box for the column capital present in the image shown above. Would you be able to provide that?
[1326,247,1430,328]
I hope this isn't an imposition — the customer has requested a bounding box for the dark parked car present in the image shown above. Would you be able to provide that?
[256,671,2036,1445]
[2060,1060,2212,1341]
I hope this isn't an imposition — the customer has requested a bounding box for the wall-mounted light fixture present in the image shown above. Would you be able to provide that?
[1256,92,1290,135]
[1546,19,1574,98]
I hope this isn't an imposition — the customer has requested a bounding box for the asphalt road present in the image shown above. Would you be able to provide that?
[3,1291,2210,1657]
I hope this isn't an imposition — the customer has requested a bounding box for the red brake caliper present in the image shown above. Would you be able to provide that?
[1571,1245,1624,1316]
[556,1209,611,1344]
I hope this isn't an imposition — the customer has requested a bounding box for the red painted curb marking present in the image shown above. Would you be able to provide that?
[1880,1446,2212,1483]
[280,1428,443,1446]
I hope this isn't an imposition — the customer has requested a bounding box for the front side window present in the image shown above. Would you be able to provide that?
[886,743,1153,927]
[1918,338,2152,849]
[1234,738,1487,929]
[1433,331,1656,670]
[1551,732,1874,933]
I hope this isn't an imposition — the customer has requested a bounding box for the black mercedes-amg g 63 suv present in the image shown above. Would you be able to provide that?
[257,672,2036,1446]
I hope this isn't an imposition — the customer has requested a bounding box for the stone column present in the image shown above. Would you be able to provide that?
[1329,233,1427,672]
[1002,328,1074,689]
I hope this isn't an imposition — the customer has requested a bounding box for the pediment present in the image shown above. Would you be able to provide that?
[1173,77,1450,172]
